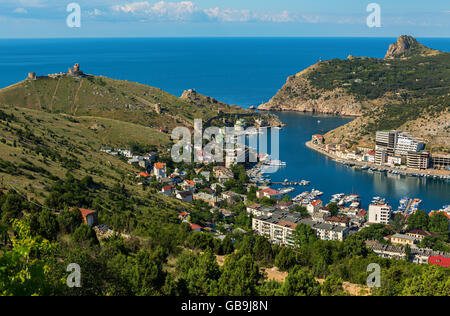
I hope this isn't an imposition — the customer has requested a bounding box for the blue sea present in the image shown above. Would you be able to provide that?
[0,37,449,211]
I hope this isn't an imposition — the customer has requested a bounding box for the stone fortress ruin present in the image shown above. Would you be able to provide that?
[27,63,86,80]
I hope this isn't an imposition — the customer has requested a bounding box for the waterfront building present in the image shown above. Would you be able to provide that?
[430,153,450,170]
[394,132,425,155]
[387,155,403,166]
[307,200,323,214]
[375,130,398,155]
[368,203,392,224]
[311,134,324,145]
[375,149,387,165]
[407,151,430,170]
[363,150,376,163]
[256,188,283,200]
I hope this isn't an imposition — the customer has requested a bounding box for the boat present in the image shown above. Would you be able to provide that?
[300,180,310,186]
[279,187,295,194]
[266,160,286,166]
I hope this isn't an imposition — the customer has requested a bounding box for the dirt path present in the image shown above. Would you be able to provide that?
[72,79,84,115]
[49,78,61,111]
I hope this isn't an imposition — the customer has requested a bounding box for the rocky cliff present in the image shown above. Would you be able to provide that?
[259,36,449,152]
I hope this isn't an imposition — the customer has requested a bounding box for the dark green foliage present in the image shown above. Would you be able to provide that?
[58,208,83,234]
[72,224,99,246]
[280,267,321,296]
[407,210,430,231]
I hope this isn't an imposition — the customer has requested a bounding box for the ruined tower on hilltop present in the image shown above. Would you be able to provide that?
[68,63,84,77]
[27,72,36,80]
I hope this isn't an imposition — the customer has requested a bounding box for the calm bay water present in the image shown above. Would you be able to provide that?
[267,112,449,212]
[0,37,449,211]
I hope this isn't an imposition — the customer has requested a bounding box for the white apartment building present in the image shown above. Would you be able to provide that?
[395,133,425,155]
[368,203,392,224]
[252,216,297,246]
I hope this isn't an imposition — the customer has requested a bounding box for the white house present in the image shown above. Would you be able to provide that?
[153,162,167,179]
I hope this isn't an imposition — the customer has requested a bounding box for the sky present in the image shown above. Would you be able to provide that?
[0,0,449,38]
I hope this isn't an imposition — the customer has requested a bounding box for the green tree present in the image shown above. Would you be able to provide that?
[390,213,407,233]
[407,210,430,231]
[72,224,99,246]
[429,212,448,233]
[280,268,321,296]
[58,208,83,234]
[1,192,24,225]
[0,220,60,296]
[221,235,234,255]
[327,203,339,217]
[401,266,450,296]
[215,254,263,296]
[321,274,347,296]
[294,223,318,247]
[275,247,296,271]
[28,209,59,241]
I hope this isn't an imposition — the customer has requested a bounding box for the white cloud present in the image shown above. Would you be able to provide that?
[111,1,302,23]
[13,8,28,14]
[88,8,105,16]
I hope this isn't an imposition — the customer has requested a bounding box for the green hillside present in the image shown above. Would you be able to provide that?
[0,75,250,132]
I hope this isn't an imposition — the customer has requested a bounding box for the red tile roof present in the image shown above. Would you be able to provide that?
[357,210,367,217]
[185,179,195,186]
[154,162,166,169]
[428,255,450,268]
[138,172,151,177]
[162,186,174,191]
[71,208,97,224]
[311,200,322,206]
[189,223,202,230]
[258,188,281,196]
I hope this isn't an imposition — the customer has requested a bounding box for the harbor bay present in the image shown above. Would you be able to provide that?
[263,111,449,213]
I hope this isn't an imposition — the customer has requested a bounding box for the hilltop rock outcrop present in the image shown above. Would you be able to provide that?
[385,35,422,59]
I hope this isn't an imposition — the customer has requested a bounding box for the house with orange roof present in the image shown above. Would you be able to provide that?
[307,199,323,214]
[182,179,195,192]
[256,188,283,200]
[153,162,167,179]
[137,172,152,178]
[71,208,98,227]
[161,185,174,196]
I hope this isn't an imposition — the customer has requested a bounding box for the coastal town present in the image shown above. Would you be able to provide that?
[96,140,450,269]
[308,130,450,179]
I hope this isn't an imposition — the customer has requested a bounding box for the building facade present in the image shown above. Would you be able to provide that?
[368,203,392,224]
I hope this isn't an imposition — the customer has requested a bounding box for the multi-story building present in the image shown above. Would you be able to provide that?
[375,130,398,155]
[430,153,450,170]
[252,210,350,246]
[391,234,416,246]
[375,149,387,165]
[407,151,430,170]
[368,203,392,224]
[394,133,425,155]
